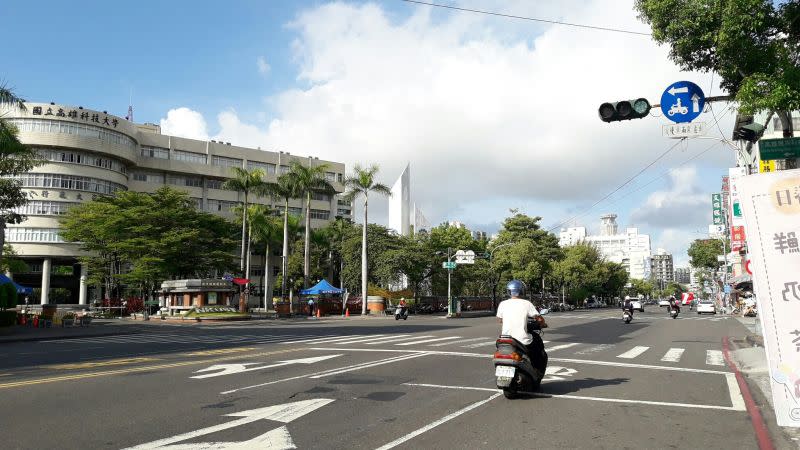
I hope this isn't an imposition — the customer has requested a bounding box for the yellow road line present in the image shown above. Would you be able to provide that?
[187,347,257,356]
[0,348,296,390]
[45,357,159,370]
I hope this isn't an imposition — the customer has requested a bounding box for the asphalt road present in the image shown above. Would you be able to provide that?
[0,308,769,449]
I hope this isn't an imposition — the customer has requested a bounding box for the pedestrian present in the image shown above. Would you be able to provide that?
[308,298,315,317]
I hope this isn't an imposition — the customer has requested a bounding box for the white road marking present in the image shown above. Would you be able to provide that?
[191,354,342,379]
[617,346,650,359]
[430,337,486,347]
[461,341,497,349]
[725,373,746,411]
[396,336,462,346]
[404,383,746,411]
[660,348,685,363]
[547,343,579,352]
[706,350,725,366]
[365,335,434,345]
[330,334,411,345]
[309,353,425,378]
[375,392,502,450]
[280,334,369,345]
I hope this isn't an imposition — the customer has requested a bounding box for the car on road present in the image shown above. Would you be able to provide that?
[630,299,644,312]
[658,299,671,307]
[696,300,716,314]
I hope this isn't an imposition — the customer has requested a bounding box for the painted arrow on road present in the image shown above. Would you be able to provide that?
[668,86,689,96]
[191,354,342,379]
[126,398,335,449]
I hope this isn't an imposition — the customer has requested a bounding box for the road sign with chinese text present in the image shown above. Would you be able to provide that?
[442,261,456,270]
[760,137,800,161]
[662,121,706,138]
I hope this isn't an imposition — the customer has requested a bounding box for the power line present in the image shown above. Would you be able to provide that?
[399,0,652,36]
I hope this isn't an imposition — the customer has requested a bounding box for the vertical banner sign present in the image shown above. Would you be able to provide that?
[738,168,800,427]
[712,193,724,225]
[729,168,747,250]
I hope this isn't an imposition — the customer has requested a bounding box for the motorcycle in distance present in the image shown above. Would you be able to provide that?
[395,305,408,320]
[494,308,550,399]
[670,307,679,319]
[623,309,632,324]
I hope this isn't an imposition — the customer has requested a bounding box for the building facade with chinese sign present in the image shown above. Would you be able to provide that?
[1,102,351,305]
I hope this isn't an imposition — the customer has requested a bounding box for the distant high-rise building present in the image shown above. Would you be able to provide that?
[389,164,411,236]
[448,221,466,229]
[559,227,587,246]
[471,230,487,241]
[674,267,691,284]
[413,203,430,234]
[651,249,675,285]
[600,213,619,236]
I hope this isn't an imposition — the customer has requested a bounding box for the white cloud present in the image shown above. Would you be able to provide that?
[257,56,271,75]
[629,166,709,229]
[159,107,209,140]
[159,1,733,235]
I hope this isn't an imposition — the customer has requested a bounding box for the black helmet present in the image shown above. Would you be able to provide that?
[506,280,525,297]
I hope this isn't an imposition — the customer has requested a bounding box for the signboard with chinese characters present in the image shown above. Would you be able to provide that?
[731,226,746,251]
[760,159,777,173]
[738,168,800,426]
[30,105,120,128]
[729,167,747,230]
[760,137,800,161]
[454,250,475,264]
[662,122,706,138]
[711,193,724,225]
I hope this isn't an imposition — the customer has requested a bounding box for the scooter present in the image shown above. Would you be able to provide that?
[670,308,679,319]
[395,306,408,320]
[623,310,632,324]
[494,309,549,399]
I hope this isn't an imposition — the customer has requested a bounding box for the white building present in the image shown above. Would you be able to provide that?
[388,164,411,236]
[559,214,652,280]
[413,203,430,234]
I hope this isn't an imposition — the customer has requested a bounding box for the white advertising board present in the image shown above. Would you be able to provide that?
[738,168,800,426]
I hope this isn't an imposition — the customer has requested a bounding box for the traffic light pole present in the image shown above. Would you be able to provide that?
[446,247,453,318]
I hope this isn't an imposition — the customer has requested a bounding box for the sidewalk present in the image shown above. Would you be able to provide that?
[0,319,144,344]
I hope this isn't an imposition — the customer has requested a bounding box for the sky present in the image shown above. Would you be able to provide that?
[4,0,738,266]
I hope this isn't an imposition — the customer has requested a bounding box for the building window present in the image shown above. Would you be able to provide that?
[279,165,290,175]
[337,173,343,183]
[211,155,243,168]
[130,170,165,183]
[205,179,224,190]
[173,150,207,165]
[337,208,351,216]
[337,199,351,206]
[190,197,203,209]
[251,267,265,277]
[5,227,64,243]
[207,199,238,212]
[247,161,276,174]
[311,192,330,202]
[325,172,336,182]
[167,174,202,187]
[13,201,79,216]
[275,206,303,216]
[9,118,136,149]
[309,209,329,220]
[36,148,128,174]
[140,146,169,159]
[15,173,126,195]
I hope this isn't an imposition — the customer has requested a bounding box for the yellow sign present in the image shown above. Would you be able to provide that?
[760,160,776,173]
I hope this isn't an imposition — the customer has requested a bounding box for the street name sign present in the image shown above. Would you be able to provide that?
[738,167,800,426]
[662,121,706,138]
[660,81,705,123]
[442,261,456,270]
[760,137,800,161]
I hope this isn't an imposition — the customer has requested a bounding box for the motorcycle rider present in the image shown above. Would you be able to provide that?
[496,280,547,375]
[396,297,407,318]
[669,295,681,314]
[623,296,634,318]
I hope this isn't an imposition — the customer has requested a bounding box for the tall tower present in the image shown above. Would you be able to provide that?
[600,214,618,236]
[389,164,411,236]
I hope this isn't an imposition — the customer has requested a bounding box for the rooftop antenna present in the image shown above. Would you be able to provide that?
[125,88,133,122]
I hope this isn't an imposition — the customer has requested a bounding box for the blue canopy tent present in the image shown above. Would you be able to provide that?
[300,279,343,296]
[0,274,33,295]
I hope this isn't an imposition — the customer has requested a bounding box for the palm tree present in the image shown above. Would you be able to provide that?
[286,160,335,288]
[249,206,282,311]
[223,167,266,275]
[263,174,302,306]
[343,164,391,314]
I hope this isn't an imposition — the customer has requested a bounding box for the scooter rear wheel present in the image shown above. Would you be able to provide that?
[503,388,518,399]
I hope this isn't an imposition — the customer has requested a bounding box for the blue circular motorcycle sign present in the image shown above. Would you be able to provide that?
[660,81,705,123]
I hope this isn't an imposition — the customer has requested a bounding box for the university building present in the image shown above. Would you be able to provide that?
[1,102,351,305]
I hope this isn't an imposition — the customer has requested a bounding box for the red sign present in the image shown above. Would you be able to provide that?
[745,259,752,275]
[731,226,746,243]
[232,278,250,286]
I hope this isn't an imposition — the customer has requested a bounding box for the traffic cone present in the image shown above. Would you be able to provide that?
[345,308,350,318]
[316,308,321,318]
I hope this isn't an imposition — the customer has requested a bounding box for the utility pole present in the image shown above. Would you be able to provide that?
[446,247,453,318]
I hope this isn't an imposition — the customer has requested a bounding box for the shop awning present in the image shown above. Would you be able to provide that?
[300,279,344,295]
[0,274,33,295]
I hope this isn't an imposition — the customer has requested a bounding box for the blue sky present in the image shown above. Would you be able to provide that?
[4,0,736,265]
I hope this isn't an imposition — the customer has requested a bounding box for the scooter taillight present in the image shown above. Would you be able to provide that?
[493,351,522,361]
[496,338,516,345]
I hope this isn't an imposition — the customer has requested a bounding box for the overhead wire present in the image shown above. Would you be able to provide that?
[398,0,653,36]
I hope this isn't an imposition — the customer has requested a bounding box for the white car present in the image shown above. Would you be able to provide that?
[696,301,716,315]
[658,299,671,307]
[631,300,644,312]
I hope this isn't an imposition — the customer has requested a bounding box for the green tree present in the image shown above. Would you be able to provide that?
[635,0,800,130]
[222,167,266,275]
[60,187,237,303]
[285,160,336,288]
[343,164,392,314]
[0,87,44,260]
[688,239,724,269]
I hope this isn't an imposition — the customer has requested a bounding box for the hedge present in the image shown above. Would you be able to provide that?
[0,283,17,310]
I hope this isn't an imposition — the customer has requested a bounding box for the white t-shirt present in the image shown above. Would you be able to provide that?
[496,298,540,345]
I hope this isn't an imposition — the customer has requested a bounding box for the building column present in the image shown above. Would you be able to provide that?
[78,264,88,305]
[40,258,51,305]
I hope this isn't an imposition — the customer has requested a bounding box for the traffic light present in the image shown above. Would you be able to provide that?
[732,123,765,143]
[598,98,651,122]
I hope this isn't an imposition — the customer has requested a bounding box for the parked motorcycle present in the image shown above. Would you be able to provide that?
[395,305,408,320]
[494,309,549,399]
